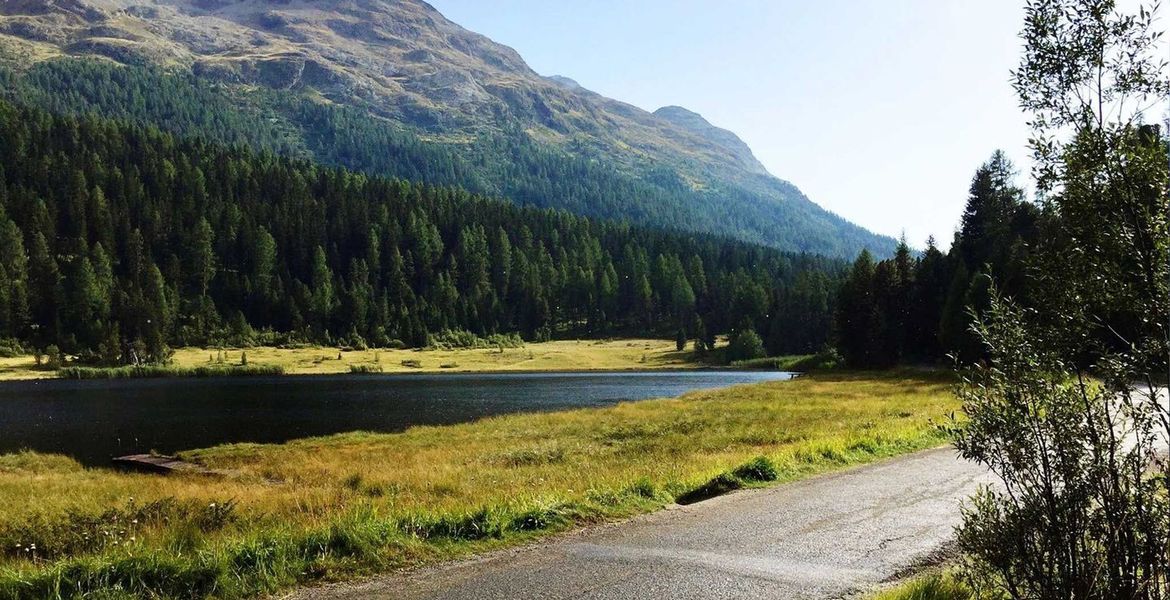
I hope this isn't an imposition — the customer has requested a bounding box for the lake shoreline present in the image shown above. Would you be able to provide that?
[0,365,784,387]
[0,369,798,466]
[0,339,738,382]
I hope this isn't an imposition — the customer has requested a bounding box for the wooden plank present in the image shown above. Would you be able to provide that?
[111,454,222,475]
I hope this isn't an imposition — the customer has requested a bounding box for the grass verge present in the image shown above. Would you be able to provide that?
[870,571,974,600]
[0,371,957,599]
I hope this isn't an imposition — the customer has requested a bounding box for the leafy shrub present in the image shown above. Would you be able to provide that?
[338,330,368,351]
[0,338,23,358]
[726,328,766,362]
[348,364,383,374]
[43,344,64,369]
[424,329,524,350]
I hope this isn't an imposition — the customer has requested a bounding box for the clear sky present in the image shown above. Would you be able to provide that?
[425,0,1038,246]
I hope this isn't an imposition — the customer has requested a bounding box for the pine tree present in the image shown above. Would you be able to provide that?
[0,214,28,338]
[309,246,336,335]
[26,230,61,349]
[836,250,877,367]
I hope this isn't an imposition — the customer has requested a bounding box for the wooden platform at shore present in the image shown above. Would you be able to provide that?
[112,454,222,475]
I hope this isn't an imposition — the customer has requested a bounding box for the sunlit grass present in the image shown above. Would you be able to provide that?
[870,571,976,600]
[0,339,714,381]
[0,371,957,599]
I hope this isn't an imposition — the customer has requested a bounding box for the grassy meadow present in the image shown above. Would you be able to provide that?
[0,371,957,599]
[0,339,714,381]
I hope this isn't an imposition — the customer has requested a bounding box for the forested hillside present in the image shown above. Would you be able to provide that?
[0,0,897,258]
[0,98,842,363]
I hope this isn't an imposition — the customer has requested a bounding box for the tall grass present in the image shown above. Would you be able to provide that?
[731,350,842,371]
[870,572,975,600]
[0,371,957,599]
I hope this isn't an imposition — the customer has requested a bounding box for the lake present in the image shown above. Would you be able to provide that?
[0,370,795,465]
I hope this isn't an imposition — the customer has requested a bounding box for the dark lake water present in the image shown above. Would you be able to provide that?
[0,370,794,465]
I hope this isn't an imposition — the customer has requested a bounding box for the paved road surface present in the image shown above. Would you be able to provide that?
[293,448,992,600]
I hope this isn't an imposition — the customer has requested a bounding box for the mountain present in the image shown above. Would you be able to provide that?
[0,0,895,257]
[653,106,769,176]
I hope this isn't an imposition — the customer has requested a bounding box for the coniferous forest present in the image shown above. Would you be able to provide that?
[834,151,1041,368]
[0,97,842,364]
[0,85,1091,370]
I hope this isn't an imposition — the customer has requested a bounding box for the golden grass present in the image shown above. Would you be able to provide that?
[0,371,957,598]
[0,355,55,381]
[0,339,708,381]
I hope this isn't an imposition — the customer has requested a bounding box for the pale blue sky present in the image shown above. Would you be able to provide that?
[426,0,1038,246]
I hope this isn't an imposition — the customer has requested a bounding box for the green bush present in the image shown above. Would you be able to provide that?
[425,329,524,350]
[726,328,766,362]
[0,338,23,358]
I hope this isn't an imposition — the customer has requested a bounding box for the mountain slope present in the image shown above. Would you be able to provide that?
[0,0,895,257]
[653,105,769,176]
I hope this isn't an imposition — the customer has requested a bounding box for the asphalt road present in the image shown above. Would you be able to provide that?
[292,448,993,600]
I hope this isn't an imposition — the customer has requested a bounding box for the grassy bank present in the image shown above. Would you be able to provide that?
[57,364,285,379]
[0,371,957,599]
[0,339,715,381]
